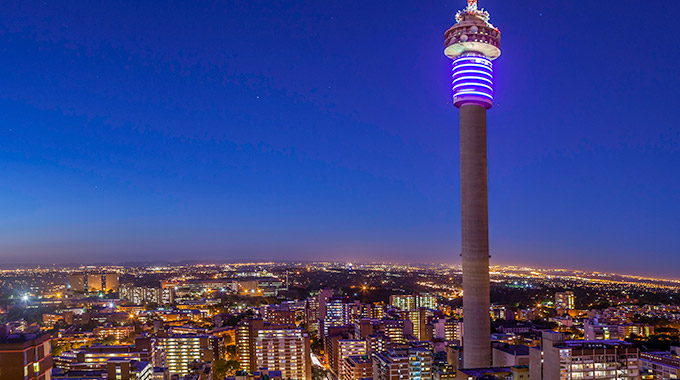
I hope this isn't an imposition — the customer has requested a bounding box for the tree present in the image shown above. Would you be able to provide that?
[95,335,116,346]
[312,365,330,380]
[225,359,240,375]
[226,345,236,359]
[213,359,228,380]
[309,332,323,354]
[213,358,241,379]
[52,341,71,357]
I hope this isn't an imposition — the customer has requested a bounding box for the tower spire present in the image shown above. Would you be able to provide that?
[467,0,478,12]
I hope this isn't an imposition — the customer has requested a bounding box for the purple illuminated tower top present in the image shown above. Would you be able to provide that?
[444,0,501,109]
[443,0,501,369]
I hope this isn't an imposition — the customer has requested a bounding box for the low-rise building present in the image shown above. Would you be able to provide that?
[639,352,680,379]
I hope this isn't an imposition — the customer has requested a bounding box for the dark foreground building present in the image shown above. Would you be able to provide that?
[0,330,52,380]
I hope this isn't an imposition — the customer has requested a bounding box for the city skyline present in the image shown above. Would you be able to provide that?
[0,0,679,278]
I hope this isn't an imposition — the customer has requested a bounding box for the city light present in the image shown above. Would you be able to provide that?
[0,1,675,380]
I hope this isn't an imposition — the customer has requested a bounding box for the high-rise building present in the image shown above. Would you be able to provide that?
[373,351,410,380]
[619,323,654,338]
[555,291,575,314]
[390,294,437,311]
[161,287,174,305]
[356,318,379,340]
[105,273,120,292]
[443,318,463,344]
[324,326,354,372]
[381,320,408,344]
[332,340,366,376]
[529,332,640,380]
[69,273,86,293]
[322,297,352,337]
[305,289,333,334]
[443,0,501,368]
[390,295,417,311]
[366,333,386,357]
[261,304,296,325]
[409,347,433,380]
[236,319,261,373]
[0,331,53,380]
[156,334,214,376]
[253,327,311,380]
[342,355,373,380]
[120,285,174,305]
[407,308,433,341]
[236,319,311,379]
[87,273,103,292]
[317,289,333,319]
[374,348,432,380]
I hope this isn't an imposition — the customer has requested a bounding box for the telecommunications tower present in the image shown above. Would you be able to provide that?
[444,0,501,369]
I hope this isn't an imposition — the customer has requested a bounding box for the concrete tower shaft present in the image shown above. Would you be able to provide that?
[443,0,500,369]
[459,104,491,368]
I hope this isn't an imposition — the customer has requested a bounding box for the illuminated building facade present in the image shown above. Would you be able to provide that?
[332,340,366,376]
[322,297,352,337]
[443,319,463,343]
[0,332,52,380]
[156,335,213,376]
[120,286,174,305]
[443,0,501,368]
[373,351,409,380]
[389,294,437,311]
[69,273,86,293]
[236,319,262,373]
[93,326,135,341]
[409,347,433,380]
[584,321,622,341]
[53,340,160,373]
[374,348,432,380]
[253,327,311,380]
[530,332,640,380]
[260,305,296,325]
[408,308,434,341]
[236,319,311,379]
[555,291,575,314]
[381,319,407,344]
[639,352,680,379]
[104,273,120,292]
[42,313,64,329]
[87,274,103,292]
[342,354,373,380]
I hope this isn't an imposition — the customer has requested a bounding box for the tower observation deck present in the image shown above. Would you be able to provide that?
[443,0,501,369]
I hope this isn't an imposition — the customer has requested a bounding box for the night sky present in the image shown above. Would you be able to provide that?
[0,1,678,277]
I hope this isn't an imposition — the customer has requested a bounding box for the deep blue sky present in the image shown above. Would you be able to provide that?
[0,1,678,277]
